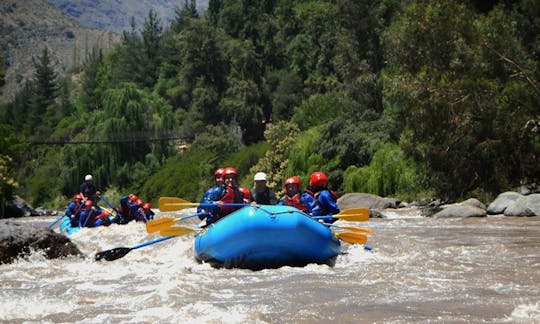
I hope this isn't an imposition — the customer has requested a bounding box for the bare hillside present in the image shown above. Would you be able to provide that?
[48,0,209,34]
[0,0,119,101]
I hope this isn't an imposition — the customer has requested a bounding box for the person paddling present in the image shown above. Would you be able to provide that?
[79,174,101,205]
[116,194,142,224]
[136,202,155,223]
[308,171,340,223]
[79,200,111,228]
[199,167,244,225]
[250,172,277,205]
[65,194,84,227]
[197,168,225,220]
[278,176,316,214]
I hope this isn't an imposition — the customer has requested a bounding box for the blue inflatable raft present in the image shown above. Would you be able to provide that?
[194,205,341,270]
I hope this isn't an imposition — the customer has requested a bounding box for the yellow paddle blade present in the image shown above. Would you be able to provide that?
[159,226,200,236]
[145,217,179,233]
[158,202,200,212]
[335,232,368,244]
[332,212,369,222]
[337,225,374,235]
[340,207,369,214]
[159,197,192,205]
[339,207,369,216]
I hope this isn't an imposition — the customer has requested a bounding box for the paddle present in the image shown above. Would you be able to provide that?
[98,195,120,215]
[325,223,374,235]
[94,235,175,261]
[159,200,248,212]
[51,200,85,229]
[335,232,368,244]
[159,225,200,237]
[312,208,370,222]
[145,212,202,233]
[48,215,65,229]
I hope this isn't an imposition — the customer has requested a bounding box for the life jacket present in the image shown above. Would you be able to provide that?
[311,189,339,216]
[219,186,243,216]
[283,193,307,212]
[314,189,338,202]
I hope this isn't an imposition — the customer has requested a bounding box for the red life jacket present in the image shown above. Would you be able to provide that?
[314,190,338,201]
[283,193,307,212]
[220,186,243,216]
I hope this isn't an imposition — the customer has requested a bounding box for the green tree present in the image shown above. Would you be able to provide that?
[343,143,420,200]
[249,121,300,190]
[30,47,59,136]
[140,9,164,88]
[159,19,228,123]
[0,124,26,217]
[383,0,539,199]
[170,0,199,33]
[80,47,104,111]
[0,52,5,90]
[285,2,339,94]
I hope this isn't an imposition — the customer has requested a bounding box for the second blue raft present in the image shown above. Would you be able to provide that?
[194,205,341,270]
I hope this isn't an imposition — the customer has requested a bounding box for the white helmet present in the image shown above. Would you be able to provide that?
[254,172,267,181]
[85,174,93,181]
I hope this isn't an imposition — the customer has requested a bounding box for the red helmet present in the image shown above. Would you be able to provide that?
[129,194,138,203]
[84,200,93,207]
[74,194,82,200]
[224,167,237,177]
[214,168,225,177]
[143,202,152,209]
[285,176,301,186]
[309,171,328,187]
[239,187,251,200]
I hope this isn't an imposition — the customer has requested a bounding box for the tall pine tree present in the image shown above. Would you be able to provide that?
[30,47,59,137]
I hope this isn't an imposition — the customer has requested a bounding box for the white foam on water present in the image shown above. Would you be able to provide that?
[506,303,540,321]
[3,214,540,322]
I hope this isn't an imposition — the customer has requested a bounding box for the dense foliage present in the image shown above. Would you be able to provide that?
[0,0,538,210]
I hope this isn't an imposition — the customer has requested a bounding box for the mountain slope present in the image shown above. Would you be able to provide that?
[48,0,209,34]
[0,0,119,101]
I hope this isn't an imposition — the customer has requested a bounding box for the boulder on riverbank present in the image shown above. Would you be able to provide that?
[2,195,40,218]
[488,192,540,216]
[338,193,403,210]
[0,220,82,264]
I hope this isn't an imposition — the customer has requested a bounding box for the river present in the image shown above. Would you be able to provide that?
[1,208,539,323]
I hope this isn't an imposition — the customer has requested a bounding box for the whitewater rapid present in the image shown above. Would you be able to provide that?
[1,209,539,322]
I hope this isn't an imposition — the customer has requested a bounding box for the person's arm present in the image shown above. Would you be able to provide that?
[269,188,278,205]
[79,183,86,198]
[319,190,340,215]
[302,192,316,214]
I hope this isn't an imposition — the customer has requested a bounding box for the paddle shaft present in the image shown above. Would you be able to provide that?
[48,215,64,229]
[98,195,118,214]
[95,236,175,261]
[133,235,175,249]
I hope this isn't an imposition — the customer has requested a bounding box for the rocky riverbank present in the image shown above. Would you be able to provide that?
[338,191,540,218]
